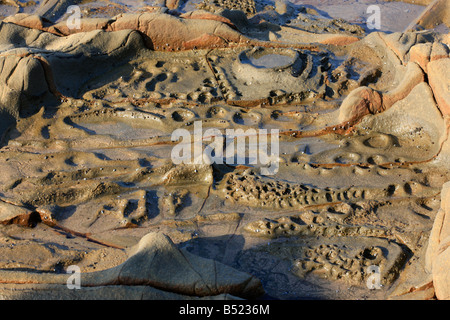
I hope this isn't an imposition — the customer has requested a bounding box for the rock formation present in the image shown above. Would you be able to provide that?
[0,0,448,300]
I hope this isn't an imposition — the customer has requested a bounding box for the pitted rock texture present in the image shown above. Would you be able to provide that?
[0,1,449,300]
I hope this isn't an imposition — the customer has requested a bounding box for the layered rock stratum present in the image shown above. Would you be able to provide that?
[0,0,448,300]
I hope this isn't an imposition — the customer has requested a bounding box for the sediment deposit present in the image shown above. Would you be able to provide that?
[0,0,448,300]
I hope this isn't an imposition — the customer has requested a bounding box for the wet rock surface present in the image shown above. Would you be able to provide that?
[0,0,448,300]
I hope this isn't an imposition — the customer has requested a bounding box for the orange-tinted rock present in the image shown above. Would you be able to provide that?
[0,200,36,227]
[426,182,450,300]
[4,12,246,51]
[382,61,425,109]
[3,14,112,37]
[180,11,237,29]
[105,12,244,50]
[3,13,51,31]
[430,42,450,61]
[338,87,383,123]
[409,42,449,72]
[427,58,450,116]
[183,33,229,50]
[165,0,182,10]
[339,61,426,124]
[381,32,417,64]
[49,18,112,36]
[433,249,450,300]
[405,0,449,32]
[318,35,360,46]
[390,283,435,300]
[409,43,432,72]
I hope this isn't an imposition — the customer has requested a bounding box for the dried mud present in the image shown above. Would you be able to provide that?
[0,0,449,300]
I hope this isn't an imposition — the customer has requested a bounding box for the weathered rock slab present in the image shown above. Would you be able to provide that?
[426,182,450,300]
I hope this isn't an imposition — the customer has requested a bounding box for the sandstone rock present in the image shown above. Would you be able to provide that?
[338,87,383,123]
[0,232,265,299]
[0,53,51,132]
[180,10,237,28]
[382,32,419,64]
[0,200,36,227]
[274,0,293,16]
[426,182,450,300]
[427,58,450,116]
[106,12,245,50]
[318,35,360,46]
[409,42,449,72]
[35,0,81,22]
[390,283,435,300]
[0,3,448,301]
[49,17,112,36]
[4,14,111,36]
[3,13,51,31]
[339,60,427,124]
[268,31,278,42]
[443,33,450,48]
[409,43,432,72]
[183,33,229,50]
[405,0,450,32]
[381,31,436,64]
[361,82,445,160]
[112,232,264,298]
[165,0,182,10]
[161,164,213,186]
[433,248,450,300]
[0,21,145,137]
[4,11,246,51]
[430,42,450,61]
[381,61,425,109]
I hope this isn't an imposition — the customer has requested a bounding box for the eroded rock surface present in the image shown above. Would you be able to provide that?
[426,182,450,300]
[0,232,264,299]
[0,1,449,300]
